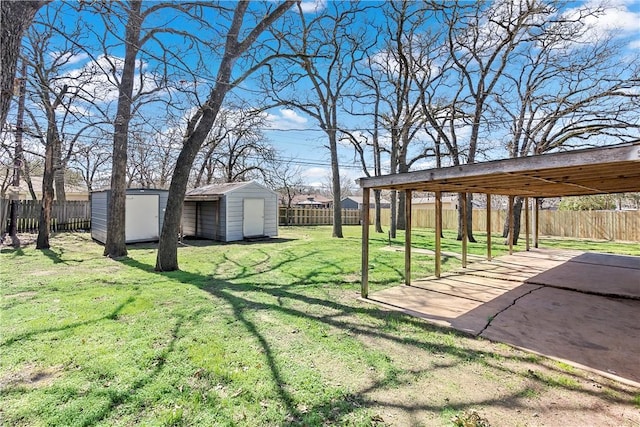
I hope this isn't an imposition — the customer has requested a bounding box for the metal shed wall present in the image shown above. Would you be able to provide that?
[90,191,109,243]
[223,182,278,242]
[90,188,169,244]
[181,181,278,242]
[181,201,220,240]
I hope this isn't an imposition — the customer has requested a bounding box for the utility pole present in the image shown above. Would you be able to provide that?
[9,59,26,247]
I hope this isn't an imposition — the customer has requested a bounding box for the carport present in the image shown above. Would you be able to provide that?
[357,141,640,384]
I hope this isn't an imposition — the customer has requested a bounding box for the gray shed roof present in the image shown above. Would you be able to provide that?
[185,181,274,201]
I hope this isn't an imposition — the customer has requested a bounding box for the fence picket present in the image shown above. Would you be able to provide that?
[279,207,361,226]
[371,208,639,242]
[2,199,92,233]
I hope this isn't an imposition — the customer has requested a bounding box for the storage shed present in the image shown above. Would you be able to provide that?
[91,188,169,244]
[182,181,278,242]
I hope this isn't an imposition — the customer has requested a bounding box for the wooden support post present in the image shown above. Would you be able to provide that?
[435,191,442,278]
[486,193,492,261]
[405,190,412,286]
[461,193,468,268]
[534,198,540,249]
[361,188,370,298]
[524,196,530,251]
[508,195,514,255]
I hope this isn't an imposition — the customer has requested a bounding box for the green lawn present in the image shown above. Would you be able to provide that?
[1,226,638,426]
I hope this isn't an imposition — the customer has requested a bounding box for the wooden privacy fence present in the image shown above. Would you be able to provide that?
[2,201,637,241]
[537,210,640,242]
[1,199,91,233]
[373,208,640,242]
[279,207,361,226]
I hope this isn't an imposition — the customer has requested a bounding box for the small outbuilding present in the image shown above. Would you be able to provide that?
[181,181,278,242]
[91,188,169,244]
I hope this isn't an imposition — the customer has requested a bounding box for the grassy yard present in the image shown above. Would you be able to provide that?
[1,226,638,426]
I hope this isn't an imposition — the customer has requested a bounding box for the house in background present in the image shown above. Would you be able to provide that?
[182,181,278,242]
[412,195,458,210]
[10,176,89,201]
[289,194,333,208]
[341,195,391,210]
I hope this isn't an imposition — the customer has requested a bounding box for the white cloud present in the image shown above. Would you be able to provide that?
[562,1,640,44]
[57,54,160,106]
[299,0,326,14]
[629,38,640,49]
[49,51,90,67]
[265,108,308,130]
[302,166,328,179]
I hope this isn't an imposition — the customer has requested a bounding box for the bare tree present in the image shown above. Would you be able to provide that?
[126,125,179,189]
[264,2,375,238]
[0,0,48,131]
[192,107,273,186]
[346,2,448,236]
[70,137,111,193]
[21,7,109,248]
[91,0,217,257]
[264,158,305,226]
[438,1,561,241]
[374,1,448,235]
[155,1,297,271]
[496,4,640,244]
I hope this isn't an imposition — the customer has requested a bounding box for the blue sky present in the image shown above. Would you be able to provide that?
[28,0,640,190]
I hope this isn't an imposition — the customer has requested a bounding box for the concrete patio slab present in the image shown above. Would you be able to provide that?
[365,248,640,385]
[480,287,640,383]
[570,252,640,270]
[525,257,640,299]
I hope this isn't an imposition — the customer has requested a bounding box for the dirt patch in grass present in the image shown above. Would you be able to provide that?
[30,270,56,277]
[354,320,640,427]
[0,364,64,390]
[0,233,39,248]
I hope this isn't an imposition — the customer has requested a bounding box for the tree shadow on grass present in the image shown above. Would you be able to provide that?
[77,308,207,427]
[0,294,139,347]
[114,252,636,426]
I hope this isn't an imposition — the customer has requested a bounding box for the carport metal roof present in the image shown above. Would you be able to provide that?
[357,141,640,196]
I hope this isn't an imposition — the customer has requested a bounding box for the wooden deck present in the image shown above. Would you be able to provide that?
[365,248,640,385]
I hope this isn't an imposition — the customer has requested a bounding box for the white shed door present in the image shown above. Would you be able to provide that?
[243,198,264,237]
[125,194,159,241]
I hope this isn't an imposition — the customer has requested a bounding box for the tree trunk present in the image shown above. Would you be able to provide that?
[156,134,205,271]
[374,189,383,233]
[389,190,397,239]
[502,196,523,245]
[104,1,143,258]
[397,190,405,230]
[23,160,38,200]
[53,141,66,203]
[329,130,343,238]
[36,142,54,249]
[0,1,46,130]
[456,193,477,242]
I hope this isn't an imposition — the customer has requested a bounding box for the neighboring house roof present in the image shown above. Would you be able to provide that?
[11,176,89,200]
[290,194,332,206]
[185,181,276,201]
[342,196,391,205]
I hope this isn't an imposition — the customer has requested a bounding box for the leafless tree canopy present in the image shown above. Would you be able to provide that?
[2,0,637,254]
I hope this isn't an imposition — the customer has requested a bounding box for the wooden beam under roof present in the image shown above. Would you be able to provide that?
[357,142,640,197]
